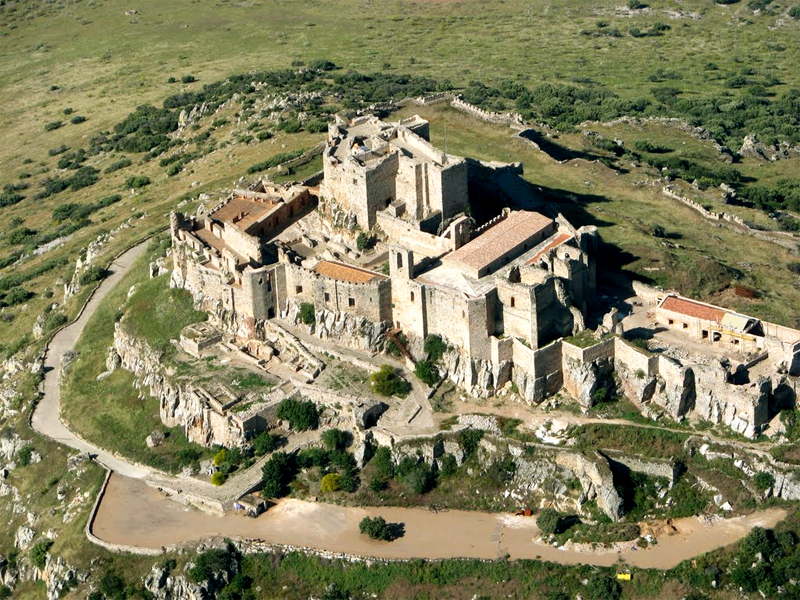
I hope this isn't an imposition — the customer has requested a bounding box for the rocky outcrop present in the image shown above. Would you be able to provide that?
[143,563,205,600]
[288,303,390,354]
[739,134,800,162]
[556,451,624,522]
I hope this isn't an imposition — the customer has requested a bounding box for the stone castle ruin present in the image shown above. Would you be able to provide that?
[163,112,799,444]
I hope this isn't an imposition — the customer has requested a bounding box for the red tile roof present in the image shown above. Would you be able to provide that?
[314,260,385,284]
[527,233,573,265]
[445,211,553,272]
[659,296,727,323]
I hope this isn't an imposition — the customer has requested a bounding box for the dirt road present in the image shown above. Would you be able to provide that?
[92,473,785,568]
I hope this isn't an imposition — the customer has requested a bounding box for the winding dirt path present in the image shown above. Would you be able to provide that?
[93,473,786,568]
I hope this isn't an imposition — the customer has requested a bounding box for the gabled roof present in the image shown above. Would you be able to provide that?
[659,296,727,323]
[314,260,385,284]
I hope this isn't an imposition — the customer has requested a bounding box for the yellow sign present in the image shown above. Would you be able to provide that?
[616,573,631,581]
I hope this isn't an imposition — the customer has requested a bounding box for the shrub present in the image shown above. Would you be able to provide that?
[277,398,320,431]
[536,508,565,535]
[458,428,484,456]
[125,175,151,189]
[252,431,279,455]
[29,539,53,569]
[585,574,621,600]
[79,265,108,286]
[70,115,87,124]
[299,302,316,325]
[359,516,397,541]
[321,473,341,493]
[439,453,457,477]
[44,121,62,132]
[105,158,133,173]
[424,334,447,361]
[17,444,33,467]
[188,546,232,583]
[356,232,376,251]
[414,360,440,386]
[181,74,197,83]
[261,451,296,498]
[369,476,387,492]
[211,471,227,486]
[370,365,411,397]
[4,287,32,306]
[403,463,434,494]
[790,6,800,18]
[322,428,349,451]
[213,448,228,467]
[371,446,394,479]
[754,471,775,491]
[8,228,37,245]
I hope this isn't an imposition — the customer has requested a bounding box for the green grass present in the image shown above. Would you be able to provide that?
[61,245,214,473]
[120,273,206,357]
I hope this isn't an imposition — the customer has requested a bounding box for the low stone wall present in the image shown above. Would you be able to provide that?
[601,450,680,487]
[614,338,658,379]
[85,472,165,556]
[450,96,524,127]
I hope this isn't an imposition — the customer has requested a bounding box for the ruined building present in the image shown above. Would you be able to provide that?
[171,114,597,397]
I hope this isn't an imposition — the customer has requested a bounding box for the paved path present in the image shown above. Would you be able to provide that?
[32,241,152,479]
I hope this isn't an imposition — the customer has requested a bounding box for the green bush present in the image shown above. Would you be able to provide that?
[414,360,440,386]
[211,471,227,486]
[188,546,231,583]
[536,508,566,535]
[321,473,341,493]
[29,539,53,569]
[585,574,621,600]
[124,175,151,189]
[277,398,320,431]
[17,444,33,467]
[458,428,484,456]
[370,365,411,397]
[423,334,447,361]
[261,451,296,498]
[322,428,349,451]
[105,158,133,173]
[79,265,108,286]
[754,471,775,491]
[44,121,62,132]
[70,115,87,124]
[359,516,397,541]
[299,302,316,325]
[790,6,800,18]
[356,232,376,251]
[371,446,394,479]
[181,74,197,83]
[252,431,280,455]
[3,287,32,306]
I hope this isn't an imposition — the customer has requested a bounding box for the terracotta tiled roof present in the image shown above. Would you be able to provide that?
[445,211,554,272]
[527,233,573,265]
[209,196,279,230]
[659,296,727,323]
[314,260,385,284]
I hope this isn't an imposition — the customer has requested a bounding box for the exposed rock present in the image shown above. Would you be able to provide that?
[739,134,800,162]
[14,526,34,550]
[146,431,165,448]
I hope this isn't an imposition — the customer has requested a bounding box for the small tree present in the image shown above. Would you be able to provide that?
[252,431,279,456]
[211,472,227,486]
[299,302,316,326]
[370,365,411,397]
[277,398,320,431]
[321,473,341,493]
[371,446,394,479]
[414,360,440,386]
[261,452,295,498]
[359,516,398,541]
[458,428,484,456]
[585,574,621,600]
[536,508,564,535]
[322,428,349,451]
[423,334,447,361]
[29,539,53,569]
[356,232,376,252]
[213,448,228,467]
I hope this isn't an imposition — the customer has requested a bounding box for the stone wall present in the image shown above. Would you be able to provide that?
[511,339,563,404]
[376,211,453,257]
[561,338,615,408]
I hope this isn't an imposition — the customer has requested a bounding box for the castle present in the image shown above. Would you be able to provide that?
[169,113,799,438]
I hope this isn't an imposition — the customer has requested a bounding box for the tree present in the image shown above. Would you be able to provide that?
[29,539,53,569]
[359,516,398,541]
[371,446,394,479]
[414,360,440,386]
[370,365,411,397]
[322,428,349,451]
[213,448,228,467]
[536,509,565,535]
[252,431,279,456]
[277,398,320,431]
[320,473,341,493]
[261,452,295,498]
[424,334,447,361]
[356,232,376,252]
[211,472,227,486]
